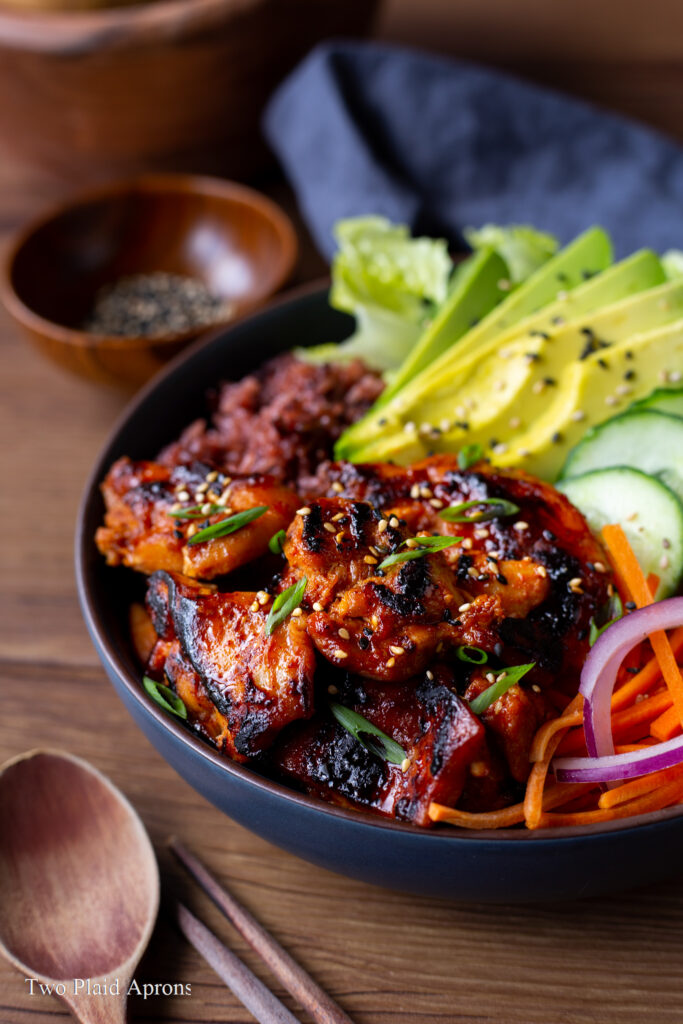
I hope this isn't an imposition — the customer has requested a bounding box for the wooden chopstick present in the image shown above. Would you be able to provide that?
[174,900,302,1024]
[169,837,356,1024]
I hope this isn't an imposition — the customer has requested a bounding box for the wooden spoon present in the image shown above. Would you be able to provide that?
[0,749,159,1024]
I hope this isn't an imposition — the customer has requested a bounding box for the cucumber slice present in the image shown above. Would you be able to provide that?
[557,468,683,597]
[630,386,683,418]
[560,410,683,502]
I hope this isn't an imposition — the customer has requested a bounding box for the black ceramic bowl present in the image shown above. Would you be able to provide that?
[76,284,683,902]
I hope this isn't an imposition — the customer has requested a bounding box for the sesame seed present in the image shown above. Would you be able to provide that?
[605,395,618,406]
[386,657,396,668]
[193,491,205,503]
[669,370,682,383]
[389,645,406,656]
[377,519,388,534]
[517,448,531,457]
[364,555,378,565]
[177,490,190,502]
[429,498,444,509]
[217,488,231,505]
[368,545,381,557]
[327,684,338,695]
[593,561,607,573]
[338,627,351,640]
[436,641,444,653]
[492,443,508,455]
[473,528,489,540]
[404,421,417,434]
[205,470,218,483]
[531,684,542,693]
[333,649,348,660]
[312,602,323,612]
[615,384,632,396]
[571,410,586,422]
[535,566,548,578]
[426,670,434,681]
[404,538,419,549]
[196,482,209,494]
[469,761,488,777]
[250,601,259,612]
[532,380,546,395]
[513,521,529,531]
[296,506,311,515]
[420,486,434,498]
[660,555,670,570]
[509,417,521,429]
[467,566,479,578]
[335,531,345,544]
[568,577,583,587]
[389,516,400,528]
[371,615,379,629]
[291,607,303,617]
[461,537,473,549]
[455,406,467,419]
[256,591,270,605]
[170,502,182,513]
[486,672,496,683]
[323,522,336,533]
[440,418,452,432]
[186,523,197,537]
[331,481,344,493]
[331,512,345,522]
[410,484,421,499]
[400,757,411,772]
[458,602,472,612]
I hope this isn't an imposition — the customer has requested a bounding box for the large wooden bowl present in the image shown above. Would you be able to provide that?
[1,174,297,388]
[0,0,379,187]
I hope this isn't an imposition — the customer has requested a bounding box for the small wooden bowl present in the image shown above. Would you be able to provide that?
[1,174,297,388]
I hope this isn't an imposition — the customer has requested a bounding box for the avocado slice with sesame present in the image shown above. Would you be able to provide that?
[336,226,614,457]
[491,318,683,480]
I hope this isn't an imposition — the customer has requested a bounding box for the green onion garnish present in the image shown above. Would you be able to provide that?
[266,576,307,635]
[456,645,488,664]
[167,502,223,519]
[330,702,407,765]
[439,498,520,523]
[187,505,268,546]
[468,662,536,715]
[378,534,462,571]
[457,443,484,470]
[268,529,287,555]
[142,676,187,720]
[589,594,624,646]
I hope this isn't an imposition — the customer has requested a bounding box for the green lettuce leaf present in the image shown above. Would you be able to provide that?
[463,223,559,284]
[300,216,452,370]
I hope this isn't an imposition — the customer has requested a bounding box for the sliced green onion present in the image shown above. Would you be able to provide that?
[589,594,624,646]
[187,505,268,546]
[330,702,407,765]
[167,502,223,519]
[457,443,484,470]
[266,576,307,635]
[142,676,187,720]
[378,534,462,570]
[439,498,520,523]
[468,662,536,715]
[268,529,287,555]
[456,645,488,664]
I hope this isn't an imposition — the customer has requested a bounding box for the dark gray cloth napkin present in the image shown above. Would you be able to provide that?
[263,40,683,259]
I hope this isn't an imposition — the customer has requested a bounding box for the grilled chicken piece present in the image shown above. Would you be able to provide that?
[309,455,611,686]
[146,571,316,757]
[275,668,484,826]
[96,457,299,579]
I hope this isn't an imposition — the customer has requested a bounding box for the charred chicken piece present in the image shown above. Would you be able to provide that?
[146,571,316,757]
[311,455,612,687]
[96,457,299,579]
[275,668,484,826]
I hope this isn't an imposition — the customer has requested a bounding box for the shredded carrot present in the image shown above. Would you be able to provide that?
[428,782,592,829]
[536,773,683,828]
[650,704,682,742]
[611,627,683,711]
[602,524,683,728]
[646,572,660,597]
[529,695,583,762]
[598,763,683,810]
[557,688,672,755]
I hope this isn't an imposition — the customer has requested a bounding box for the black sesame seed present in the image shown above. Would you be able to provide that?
[496,572,508,585]
[624,369,636,381]
[551,431,563,444]
[625,601,637,611]
[597,358,609,369]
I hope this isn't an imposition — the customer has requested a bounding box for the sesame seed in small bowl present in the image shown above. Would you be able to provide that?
[1,174,297,389]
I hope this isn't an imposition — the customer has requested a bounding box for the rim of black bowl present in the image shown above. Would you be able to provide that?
[2,172,297,349]
[75,281,683,845]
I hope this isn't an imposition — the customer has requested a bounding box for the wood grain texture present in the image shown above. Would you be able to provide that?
[2,7,683,1017]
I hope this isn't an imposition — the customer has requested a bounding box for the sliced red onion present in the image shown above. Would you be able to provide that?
[553,597,683,785]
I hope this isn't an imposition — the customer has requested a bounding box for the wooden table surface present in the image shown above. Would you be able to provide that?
[3,6,683,1022]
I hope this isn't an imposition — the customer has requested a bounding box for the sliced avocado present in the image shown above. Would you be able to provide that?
[337,226,614,457]
[344,248,664,464]
[492,318,683,480]
[377,247,509,406]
